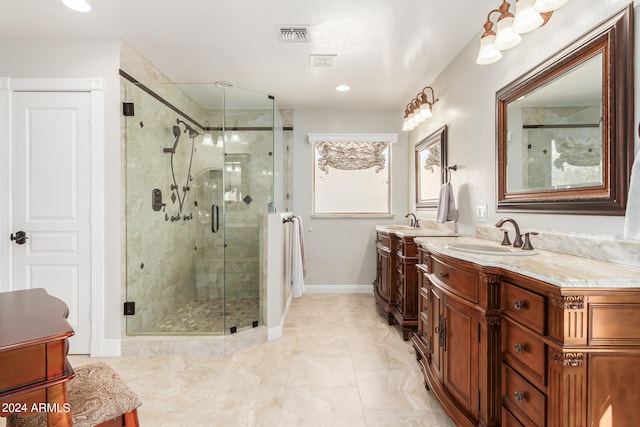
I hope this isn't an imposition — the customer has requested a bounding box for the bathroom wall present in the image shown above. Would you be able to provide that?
[292,109,408,288]
[409,0,639,239]
[0,38,123,350]
[291,1,640,290]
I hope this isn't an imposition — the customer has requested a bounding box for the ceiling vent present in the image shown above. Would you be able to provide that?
[279,26,309,42]
[309,54,337,68]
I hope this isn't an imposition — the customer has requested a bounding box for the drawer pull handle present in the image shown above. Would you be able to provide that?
[439,271,449,279]
[514,343,525,354]
[513,299,524,310]
[514,391,524,403]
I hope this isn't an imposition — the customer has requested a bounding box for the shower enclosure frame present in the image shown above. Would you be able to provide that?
[122,74,282,337]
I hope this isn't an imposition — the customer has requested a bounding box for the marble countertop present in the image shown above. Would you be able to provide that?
[414,236,640,289]
[374,220,457,237]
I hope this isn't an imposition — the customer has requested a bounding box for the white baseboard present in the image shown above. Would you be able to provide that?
[304,284,374,294]
[268,290,293,341]
[90,339,121,357]
[268,325,283,341]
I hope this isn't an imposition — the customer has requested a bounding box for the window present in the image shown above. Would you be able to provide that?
[309,133,397,216]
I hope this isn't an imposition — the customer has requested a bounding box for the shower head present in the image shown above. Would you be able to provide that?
[176,119,199,139]
[172,125,181,138]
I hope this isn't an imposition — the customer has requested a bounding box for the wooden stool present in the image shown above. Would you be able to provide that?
[7,362,141,427]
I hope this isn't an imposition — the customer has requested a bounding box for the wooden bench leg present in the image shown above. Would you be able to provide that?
[123,409,139,427]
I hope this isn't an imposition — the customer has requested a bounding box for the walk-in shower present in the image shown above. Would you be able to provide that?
[122,77,285,336]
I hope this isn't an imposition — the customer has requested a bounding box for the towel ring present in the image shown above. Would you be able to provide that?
[445,165,457,183]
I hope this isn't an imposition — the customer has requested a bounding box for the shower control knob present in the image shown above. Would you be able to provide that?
[10,231,29,245]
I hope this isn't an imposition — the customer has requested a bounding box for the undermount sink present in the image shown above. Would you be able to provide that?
[446,243,537,256]
[382,225,419,230]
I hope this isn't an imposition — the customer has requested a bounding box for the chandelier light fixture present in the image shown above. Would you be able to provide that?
[476,0,568,65]
[402,86,439,132]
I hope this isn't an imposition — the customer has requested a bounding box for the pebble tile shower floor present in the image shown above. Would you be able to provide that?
[155,298,260,333]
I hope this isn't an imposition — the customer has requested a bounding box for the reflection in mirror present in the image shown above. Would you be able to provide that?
[224,154,249,202]
[497,5,633,215]
[506,54,603,193]
[415,125,447,209]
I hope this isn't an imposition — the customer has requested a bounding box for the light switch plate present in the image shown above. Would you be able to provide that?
[476,203,488,222]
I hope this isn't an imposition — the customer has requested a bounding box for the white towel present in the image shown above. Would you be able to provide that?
[290,216,306,298]
[436,182,458,223]
[624,150,640,241]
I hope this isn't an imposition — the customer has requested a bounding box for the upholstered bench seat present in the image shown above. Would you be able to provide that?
[7,362,141,427]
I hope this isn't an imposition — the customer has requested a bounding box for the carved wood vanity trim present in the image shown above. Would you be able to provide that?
[550,348,585,367]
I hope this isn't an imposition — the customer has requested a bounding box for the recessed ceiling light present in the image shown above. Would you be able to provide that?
[335,85,350,92]
[62,0,92,13]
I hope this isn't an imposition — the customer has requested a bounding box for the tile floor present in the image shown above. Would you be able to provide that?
[1,294,454,427]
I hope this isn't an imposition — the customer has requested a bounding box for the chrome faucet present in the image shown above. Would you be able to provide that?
[405,213,419,228]
[495,217,523,248]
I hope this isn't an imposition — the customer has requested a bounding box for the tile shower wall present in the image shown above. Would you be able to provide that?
[123,80,212,333]
[121,42,286,335]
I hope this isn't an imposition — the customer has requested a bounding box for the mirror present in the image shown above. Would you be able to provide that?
[496,5,633,215]
[415,125,447,209]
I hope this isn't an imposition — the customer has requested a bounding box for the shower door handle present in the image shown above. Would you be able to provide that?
[211,204,220,233]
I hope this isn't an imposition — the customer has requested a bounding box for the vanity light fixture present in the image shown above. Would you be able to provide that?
[402,86,439,132]
[534,0,571,13]
[494,0,522,50]
[201,121,215,147]
[513,0,545,33]
[476,11,503,65]
[476,0,568,65]
[62,0,91,12]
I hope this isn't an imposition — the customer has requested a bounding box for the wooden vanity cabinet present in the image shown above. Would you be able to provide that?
[412,243,640,427]
[374,230,423,339]
[374,230,396,324]
[412,249,502,427]
[392,235,420,340]
[501,274,640,427]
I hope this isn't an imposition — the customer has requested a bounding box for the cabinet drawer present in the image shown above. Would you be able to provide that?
[0,345,46,391]
[431,257,478,303]
[502,364,545,427]
[502,282,545,334]
[502,407,525,427]
[377,233,390,249]
[503,319,546,387]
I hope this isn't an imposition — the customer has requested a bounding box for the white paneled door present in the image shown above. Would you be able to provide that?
[11,91,92,354]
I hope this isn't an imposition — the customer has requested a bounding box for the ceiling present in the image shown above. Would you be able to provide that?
[0,0,489,110]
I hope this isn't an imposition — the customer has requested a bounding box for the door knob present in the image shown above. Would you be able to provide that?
[10,231,29,245]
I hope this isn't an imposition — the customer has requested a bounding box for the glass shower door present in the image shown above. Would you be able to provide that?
[221,87,275,333]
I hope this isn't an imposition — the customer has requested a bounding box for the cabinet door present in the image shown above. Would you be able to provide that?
[443,295,479,418]
[377,248,391,300]
[429,285,444,383]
